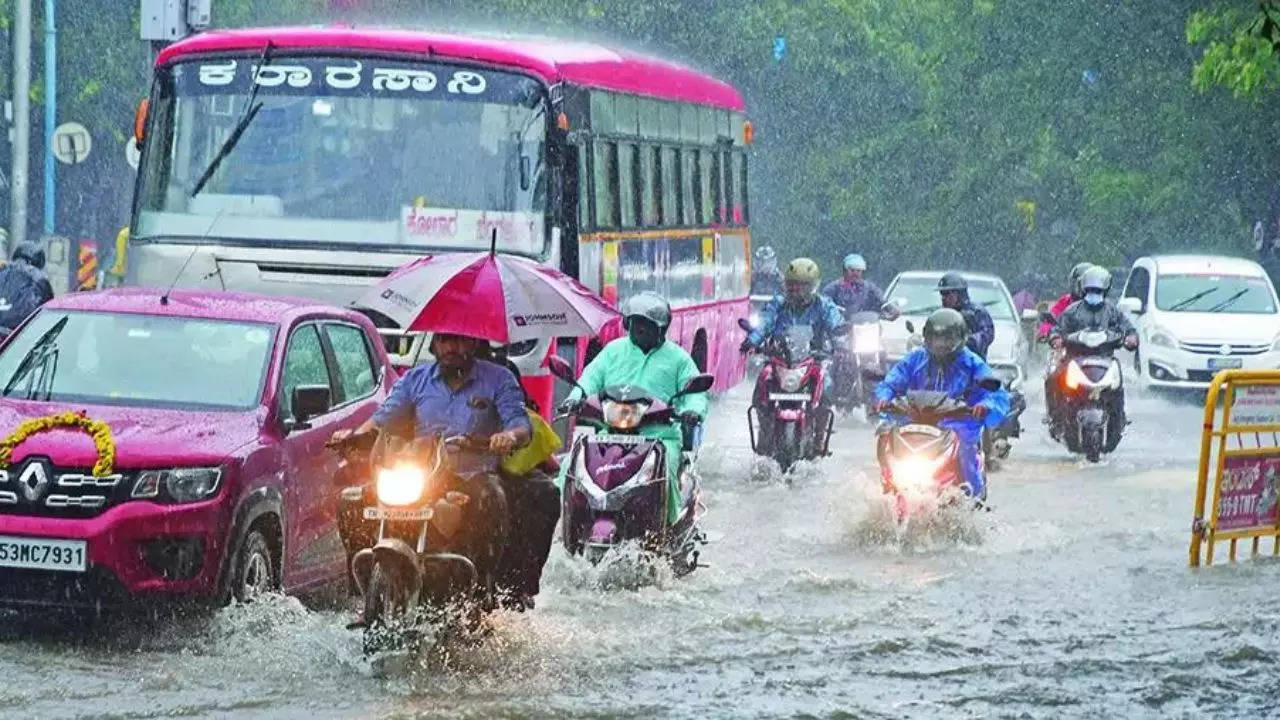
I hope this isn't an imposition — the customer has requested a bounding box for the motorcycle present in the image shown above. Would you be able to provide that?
[1042,319,1127,462]
[739,320,837,473]
[984,380,1026,470]
[332,430,498,654]
[830,308,892,416]
[874,389,993,521]
[547,355,713,574]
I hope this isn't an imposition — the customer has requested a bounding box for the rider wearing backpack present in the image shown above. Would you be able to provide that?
[0,242,55,334]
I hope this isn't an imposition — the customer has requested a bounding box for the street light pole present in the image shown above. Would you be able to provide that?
[42,0,55,236]
[8,0,31,256]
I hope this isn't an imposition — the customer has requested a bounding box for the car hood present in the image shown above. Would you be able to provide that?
[1151,311,1280,343]
[0,400,264,469]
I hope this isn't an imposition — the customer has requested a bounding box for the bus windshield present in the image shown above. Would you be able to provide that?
[135,56,548,254]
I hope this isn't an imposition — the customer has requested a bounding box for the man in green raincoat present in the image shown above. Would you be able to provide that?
[561,292,709,526]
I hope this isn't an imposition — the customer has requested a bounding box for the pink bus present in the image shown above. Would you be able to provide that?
[126,28,752,409]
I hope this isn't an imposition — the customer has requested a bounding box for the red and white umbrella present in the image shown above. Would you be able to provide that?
[358,251,621,344]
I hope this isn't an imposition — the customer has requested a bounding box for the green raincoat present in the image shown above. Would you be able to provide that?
[564,337,709,525]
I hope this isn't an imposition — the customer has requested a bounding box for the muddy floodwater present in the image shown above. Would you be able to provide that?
[0,377,1277,719]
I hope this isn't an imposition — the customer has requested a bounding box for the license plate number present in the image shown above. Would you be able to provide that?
[592,433,648,445]
[1209,357,1243,370]
[363,507,433,521]
[0,535,86,572]
[769,393,811,402]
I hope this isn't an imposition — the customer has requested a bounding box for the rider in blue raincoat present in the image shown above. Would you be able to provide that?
[873,308,1010,500]
[742,257,845,353]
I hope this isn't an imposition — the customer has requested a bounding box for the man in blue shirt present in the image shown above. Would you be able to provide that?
[332,331,532,603]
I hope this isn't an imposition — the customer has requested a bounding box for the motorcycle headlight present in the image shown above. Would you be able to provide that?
[132,467,222,503]
[1149,327,1176,349]
[779,367,807,392]
[603,400,650,430]
[852,324,881,353]
[376,463,428,507]
[1064,361,1089,390]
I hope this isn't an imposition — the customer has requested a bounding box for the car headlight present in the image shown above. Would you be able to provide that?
[852,324,881,353]
[1272,335,1280,352]
[779,367,807,392]
[132,467,223,503]
[1149,327,1176,349]
[376,463,428,507]
[603,400,650,430]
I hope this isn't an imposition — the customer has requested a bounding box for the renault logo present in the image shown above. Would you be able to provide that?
[17,461,50,503]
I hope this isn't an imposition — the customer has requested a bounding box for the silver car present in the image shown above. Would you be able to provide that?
[880,271,1031,387]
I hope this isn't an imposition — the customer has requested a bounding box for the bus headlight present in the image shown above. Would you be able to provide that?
[376,463,428,507]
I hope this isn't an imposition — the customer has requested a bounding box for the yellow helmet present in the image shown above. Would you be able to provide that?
[784,257,821,286]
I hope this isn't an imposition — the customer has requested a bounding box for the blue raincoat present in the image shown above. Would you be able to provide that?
[873,347,1010,497]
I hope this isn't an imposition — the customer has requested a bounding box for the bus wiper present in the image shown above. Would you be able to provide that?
[2,316,69,397]
[1167,287,1218,311]
[189,42,273,198]
[1207,288,1250,313]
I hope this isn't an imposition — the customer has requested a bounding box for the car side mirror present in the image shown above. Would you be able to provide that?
[675,373,715,399]
[1021,308,1040,322]
[1117,297,1144,315]
[290,385,331,428]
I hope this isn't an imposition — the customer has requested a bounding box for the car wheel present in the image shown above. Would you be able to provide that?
[230,528,277,603]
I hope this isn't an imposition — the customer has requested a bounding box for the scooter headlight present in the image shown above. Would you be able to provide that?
[778,367,807,392]
[602,400,650,430]
[1064,361,1090,390]
[376,463,428,507]
[852,324,881,353]
[891,456,945,492]
[748,312,761,329]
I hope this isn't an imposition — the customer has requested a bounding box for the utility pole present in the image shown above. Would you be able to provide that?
[42,0,55,236]
[8,0,31,256]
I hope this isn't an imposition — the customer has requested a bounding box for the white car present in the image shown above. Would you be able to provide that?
[1120,255,1280,388]
[882,271,1031,387]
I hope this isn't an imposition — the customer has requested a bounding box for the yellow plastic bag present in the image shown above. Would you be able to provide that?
[500,409,562,476]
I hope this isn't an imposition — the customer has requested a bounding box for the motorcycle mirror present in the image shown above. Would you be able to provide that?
[860,366,885,383]
[675,373,715,398]
[905,320,916,334]
[1038,310,1058,326]
[833,323,852,336]
[546,355,576,384]
[978,377,1003,391]
[737,318,752,332]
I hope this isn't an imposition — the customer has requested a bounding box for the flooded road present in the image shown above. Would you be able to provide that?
[1,376,1278,719]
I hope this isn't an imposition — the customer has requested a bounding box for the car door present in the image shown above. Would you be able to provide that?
[276,322,345,590]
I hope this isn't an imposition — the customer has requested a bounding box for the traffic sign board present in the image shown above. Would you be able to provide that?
[52,122,91,165]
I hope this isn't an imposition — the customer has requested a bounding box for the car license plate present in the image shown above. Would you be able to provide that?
[0,535,86,572]
[363,507,433,522]
[1209,357,1244,370]
[769,393,811,402]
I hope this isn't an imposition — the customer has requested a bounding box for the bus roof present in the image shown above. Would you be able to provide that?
[156,27,747,112]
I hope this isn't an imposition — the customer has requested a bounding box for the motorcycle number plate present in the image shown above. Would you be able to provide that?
[769,393,811,402]
[592,433,647,445]
[363,507,433,521]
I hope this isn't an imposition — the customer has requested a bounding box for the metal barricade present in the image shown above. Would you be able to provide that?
[1190,370,1280,566]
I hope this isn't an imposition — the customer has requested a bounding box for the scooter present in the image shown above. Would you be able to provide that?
[874,389,988,522]
[830,308,894,417]
[547,356,713,575]
[1042,318,1127,462]
[984,380,1026,470]
[331,431,497,654]
[740,320,837,473]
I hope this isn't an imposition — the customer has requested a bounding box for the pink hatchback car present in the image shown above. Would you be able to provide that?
[0,288,392,609]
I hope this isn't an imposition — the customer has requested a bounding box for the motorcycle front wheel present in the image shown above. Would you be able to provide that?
[363,560,412,655]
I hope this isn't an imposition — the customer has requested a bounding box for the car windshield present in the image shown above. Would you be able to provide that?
[887,277,1015,320]
[135,56,548,254]
[1155,274,1277,314]
[0,310,275,410]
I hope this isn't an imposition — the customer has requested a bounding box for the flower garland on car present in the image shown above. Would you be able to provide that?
[0,411,116,477]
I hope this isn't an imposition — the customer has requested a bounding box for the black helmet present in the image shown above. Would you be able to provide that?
[1069,262,1095,298]
[922,308,967,362]
[1078,266,1112,295]
[937,272,968,293]
[621,291,672,332]
[10,241,45,270]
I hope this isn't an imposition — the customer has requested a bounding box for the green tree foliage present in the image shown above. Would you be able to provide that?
[20,0,1280,286]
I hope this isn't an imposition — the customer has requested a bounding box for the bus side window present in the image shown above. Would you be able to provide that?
[594,141,619,228]
[681,149,696,226]
[642,145,660,228]
[661,147,678,226]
